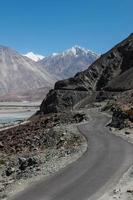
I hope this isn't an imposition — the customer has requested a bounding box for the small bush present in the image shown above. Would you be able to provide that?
[0,159,5,165]
[101,101,116,111]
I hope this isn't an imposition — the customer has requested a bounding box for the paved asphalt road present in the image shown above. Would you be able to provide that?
[10,111,133,200]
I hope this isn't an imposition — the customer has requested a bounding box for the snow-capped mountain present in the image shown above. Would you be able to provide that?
[61,45,97,57]
[24,52,44,62]
[38,46,99,79]
[0,46,56,101]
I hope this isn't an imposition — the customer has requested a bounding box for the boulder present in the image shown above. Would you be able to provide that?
[18,157,38,171]
[5,167,15,176]
[110,108,128,129]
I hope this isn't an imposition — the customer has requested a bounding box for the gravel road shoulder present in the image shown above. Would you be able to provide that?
[99,115,133,200]
[0,123,87,200]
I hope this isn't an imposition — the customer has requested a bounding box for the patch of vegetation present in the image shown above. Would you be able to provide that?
[0,159,6,166]
[101,100,116,111]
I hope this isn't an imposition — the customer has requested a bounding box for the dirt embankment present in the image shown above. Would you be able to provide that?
[0,111,87,199]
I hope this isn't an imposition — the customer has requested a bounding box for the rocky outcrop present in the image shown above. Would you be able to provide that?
[40,89,89,113]
[109,108,128,129]
[39,34,133,114]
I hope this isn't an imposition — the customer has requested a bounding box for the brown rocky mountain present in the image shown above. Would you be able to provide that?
[39,33,133,114]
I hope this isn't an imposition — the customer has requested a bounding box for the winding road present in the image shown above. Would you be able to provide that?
[10,111,133,200]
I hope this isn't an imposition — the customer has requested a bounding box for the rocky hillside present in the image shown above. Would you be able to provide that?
[38,46,98,79]
[0,46,56,101]
[39,33,133,114]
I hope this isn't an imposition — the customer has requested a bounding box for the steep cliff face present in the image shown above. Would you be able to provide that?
[40,34,133,114]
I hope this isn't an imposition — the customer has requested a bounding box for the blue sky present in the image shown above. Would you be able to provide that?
[0,0,132,55]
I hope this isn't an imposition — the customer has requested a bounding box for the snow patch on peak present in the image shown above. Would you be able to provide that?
[68,47,77,55]
[52,53,59,56]
[73,45,98,56]
[24,52,45,62]
[61,45,99,58]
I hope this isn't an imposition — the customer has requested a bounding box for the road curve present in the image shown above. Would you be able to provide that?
[10,111,133,200]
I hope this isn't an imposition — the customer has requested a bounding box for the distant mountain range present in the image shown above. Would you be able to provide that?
[0,45,98,101]
[0,46,56,101]
[38,46,99,79]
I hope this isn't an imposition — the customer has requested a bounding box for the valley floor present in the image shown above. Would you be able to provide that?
[0,105,133,200]
[0,102,40,128]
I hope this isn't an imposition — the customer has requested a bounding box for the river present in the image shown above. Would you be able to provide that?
[0,102,40,127]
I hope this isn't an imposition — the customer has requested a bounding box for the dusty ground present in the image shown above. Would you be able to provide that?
[0,116,87,200]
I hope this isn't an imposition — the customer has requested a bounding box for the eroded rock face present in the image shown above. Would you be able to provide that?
[39,33,133,114]
[40,89,89,114]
